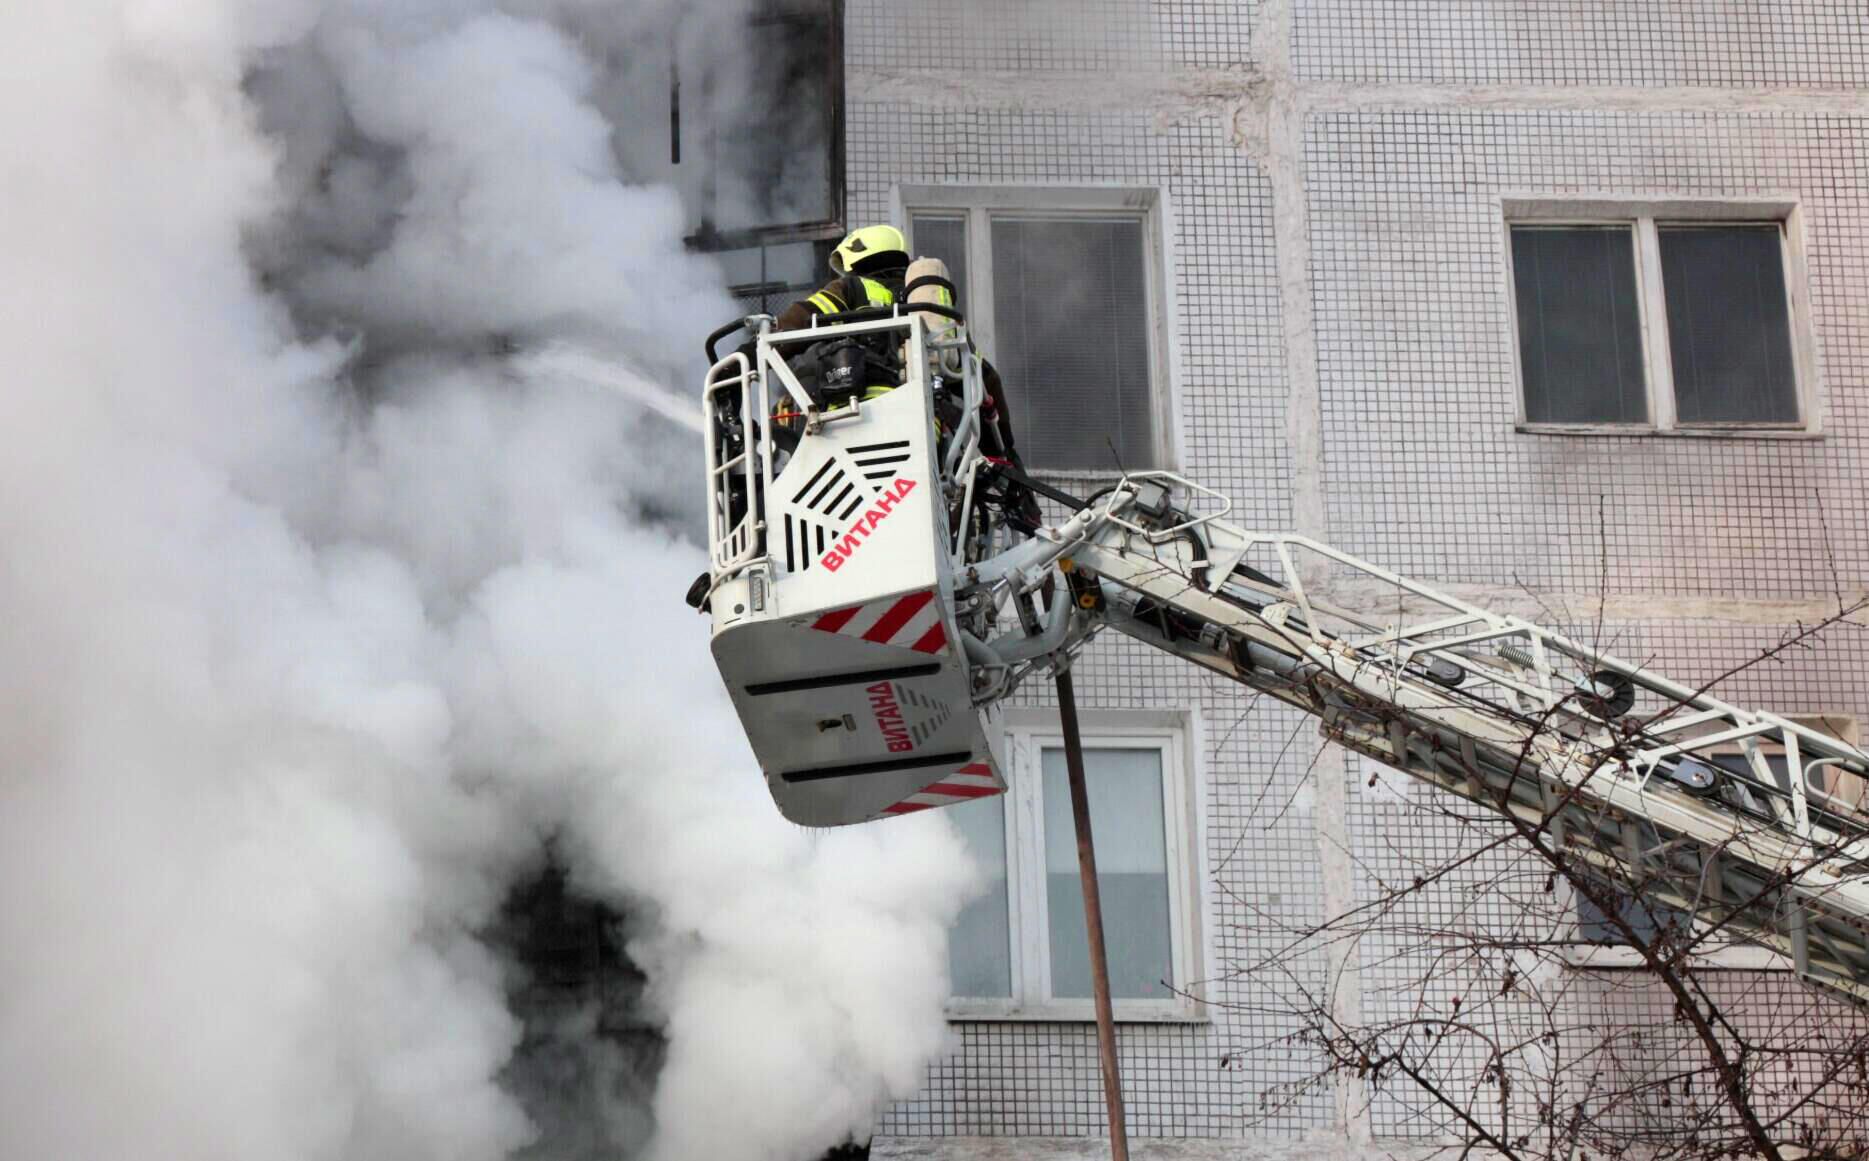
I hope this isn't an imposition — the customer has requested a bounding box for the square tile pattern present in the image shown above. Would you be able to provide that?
[848,0,1869,1143]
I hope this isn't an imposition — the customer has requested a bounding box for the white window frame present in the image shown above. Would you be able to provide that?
[1501,198,1823,439]
[894,184,1183,474]
[1565,713,1859,972]
[946,708,1206,1022]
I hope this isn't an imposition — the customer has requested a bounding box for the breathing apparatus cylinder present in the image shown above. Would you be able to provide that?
[904,256,964,375]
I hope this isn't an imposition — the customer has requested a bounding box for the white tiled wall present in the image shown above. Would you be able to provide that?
[852,0,1869,1146]
[1294,1,1869,88]
[846,0,1257,74]
[1307,110,1867,599]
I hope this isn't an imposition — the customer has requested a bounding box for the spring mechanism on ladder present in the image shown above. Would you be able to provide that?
[1498,645,1636,718]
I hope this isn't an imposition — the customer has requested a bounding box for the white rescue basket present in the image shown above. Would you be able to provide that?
[701,311,1006,826]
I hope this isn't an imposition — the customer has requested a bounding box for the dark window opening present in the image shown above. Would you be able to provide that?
[667,0,845,316]
[1576,881,1690,947]
[909,207,1160,472]
[993,216,1156,471]
[1659,224,1799,425]
[1508,217,1803,430]
[1510,225,1649,426]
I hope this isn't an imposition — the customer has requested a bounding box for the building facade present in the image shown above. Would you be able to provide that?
[790,2,1869,1155]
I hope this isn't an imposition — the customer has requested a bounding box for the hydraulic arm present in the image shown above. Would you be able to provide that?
[696,305,1869,1007]
[989,471,1869,1006]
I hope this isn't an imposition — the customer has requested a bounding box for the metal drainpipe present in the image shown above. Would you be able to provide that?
[1055,666,1130,1161]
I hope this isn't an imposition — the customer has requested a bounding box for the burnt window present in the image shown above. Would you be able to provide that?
[653,0,844,312]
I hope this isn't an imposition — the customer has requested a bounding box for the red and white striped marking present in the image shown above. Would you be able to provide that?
[810,590,948,654]
[882,762,1004,815]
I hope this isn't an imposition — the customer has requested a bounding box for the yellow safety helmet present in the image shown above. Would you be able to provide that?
[829,224,908,275]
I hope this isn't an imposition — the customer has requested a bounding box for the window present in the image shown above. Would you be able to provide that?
[1511,226,1649,425]
[1504,201,1816,435]
[1569,714,1859,970]
[657,0,846,315]
[902,188,1173,472]
[1569,875,1796,969]
[1704,714,1864,830]
[652,0,843,242]
[944,713,1202,1021]
[1575,875,1705,943]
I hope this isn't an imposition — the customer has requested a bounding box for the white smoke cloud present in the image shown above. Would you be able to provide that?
[0,3,973,1159]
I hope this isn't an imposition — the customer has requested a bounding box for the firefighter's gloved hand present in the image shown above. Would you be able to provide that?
[685,571,712,611]
[1013,486,1045,533]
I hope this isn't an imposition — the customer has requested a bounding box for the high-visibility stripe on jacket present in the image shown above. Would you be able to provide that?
[775,264,1020,455]
[855,276,896,308]
[801,276,896,320]
[779,270,902,330]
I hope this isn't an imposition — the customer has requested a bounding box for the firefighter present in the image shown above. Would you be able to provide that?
[778,224,1027,470]
[687,225,1042,608]
[775,222,910,331]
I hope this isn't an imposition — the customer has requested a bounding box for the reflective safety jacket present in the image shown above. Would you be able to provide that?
[776,273,898,332]
[773,267,1019,453]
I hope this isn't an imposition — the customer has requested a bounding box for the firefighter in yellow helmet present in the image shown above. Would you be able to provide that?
[776,224,1024,466]
[688,224,1041,607]
[775,223,911,329]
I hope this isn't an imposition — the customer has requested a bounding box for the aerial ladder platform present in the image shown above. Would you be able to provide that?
[694,298,1869,1009]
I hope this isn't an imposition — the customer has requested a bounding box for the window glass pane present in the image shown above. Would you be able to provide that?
[1041,746,1172,1000]
[1659,225,1799,424]
[991,216,1156,470]
[946,794,1012,998]
[1714,745,1867,825]
[909,214,970,312]
[1577,884,1684,946]
[1510,225,1648,424]
[1709,752,1792,793]
[718,240,823,316]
